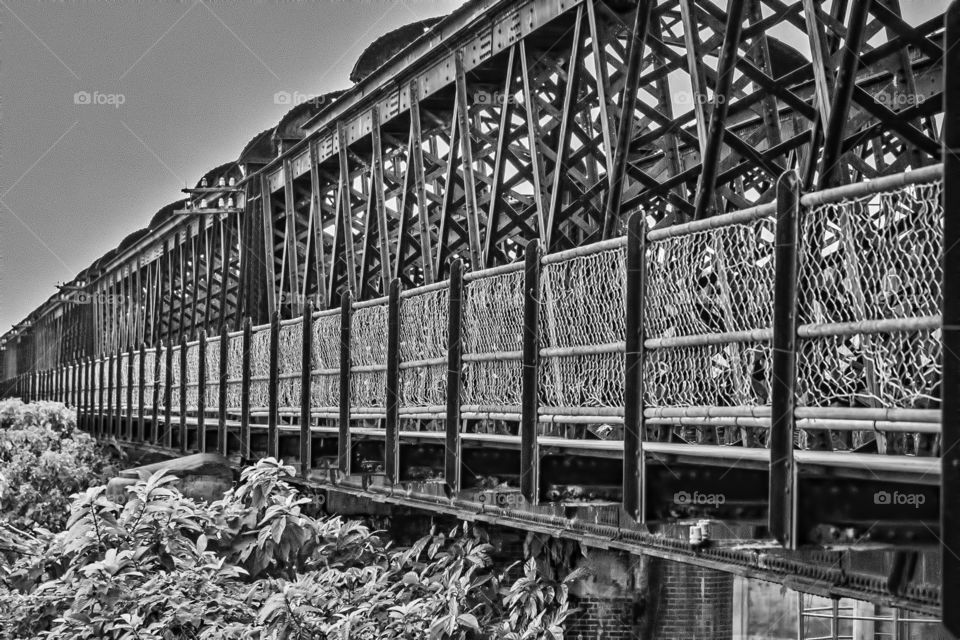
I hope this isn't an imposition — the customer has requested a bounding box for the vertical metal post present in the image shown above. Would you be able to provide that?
[81,358,89,431]
[116,348,123,438]
[445,260,464,493]
[385,279,401,484]
[98,358,106,439]
[179,335,187,452]
[125,347,134,440]
[241,318,252,460]
[300,301,313,477]
[87,358,94,432]
[769,170,800,548]
[267,311,280,459]
[152,344,161,445]
[624,213,646,520]
[137,343,146,442]
[338,291,353,475]
[521,239,542,503]
[218,321,228,456]
[163,341,173,449]
[941,3,960,635]
[198,331,207,451]
[106,353,115,438]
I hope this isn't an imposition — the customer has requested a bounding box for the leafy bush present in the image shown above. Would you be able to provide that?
[0,458,581,639]
[0,399,109,531]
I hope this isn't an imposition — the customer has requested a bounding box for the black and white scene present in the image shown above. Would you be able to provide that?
[0,0,957,637]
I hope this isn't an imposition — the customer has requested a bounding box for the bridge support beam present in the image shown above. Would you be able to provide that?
[444,260,464,494]
[770,171,800,548]
[521,240,542,503]
[624,213,645,520]
[941,2,960,636]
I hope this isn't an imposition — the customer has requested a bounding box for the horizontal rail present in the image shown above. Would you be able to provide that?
[463,261,524,282]
[645,328,772,349]
[540,406,624,416]
[462,350,523,362]
[313,307,341,320]
[400,355,447,369]
[541,236,627,264]
[794,407,940,422]
[352,364,387,373]
[797,315,940,338]
[644,406,772,418]
[399,278,451,298]
[354,295,389,309]
[799,163,943,207]
[540,342,624,357]
[796,418,939,434]
[647,201,775,242]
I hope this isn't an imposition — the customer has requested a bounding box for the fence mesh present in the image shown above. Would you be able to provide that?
[249,328,271,409]
[278,324,303,409]
[796,181,943,411]
[130,351,141,410]
[142,351,155,408]
[118,353,128,409]
[350,304,388,409]
[311,313,340,410]
[644,215,776,409]
[205,338,220,411]
[539,248,625,410]
[170,348,181,412]
[226,333,244,409]
[92,360,101,401]
[185,343,199,410]
[156,350,166,412]
[462,269,524,409]
[400,287,448,408]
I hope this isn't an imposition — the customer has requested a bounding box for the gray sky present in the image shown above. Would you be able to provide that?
[0,0,462,332]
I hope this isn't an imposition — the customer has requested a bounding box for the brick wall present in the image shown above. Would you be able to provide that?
[566,596,639,639]
[646,560,733,640]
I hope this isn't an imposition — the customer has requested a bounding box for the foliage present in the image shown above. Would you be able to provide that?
[0,399,110,531]
[0,457,582,639]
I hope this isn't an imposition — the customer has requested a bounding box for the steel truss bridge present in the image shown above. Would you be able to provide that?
[3,0,960,632]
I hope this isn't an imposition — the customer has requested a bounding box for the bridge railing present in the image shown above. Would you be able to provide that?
[310,308,341,418]
[538,240,627,436]
[461,263,525,424]
[349,297,389,422]
[31,164,950,545]
[642,203,777,451]
[397,280,449,426]
[793,169,943,455]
